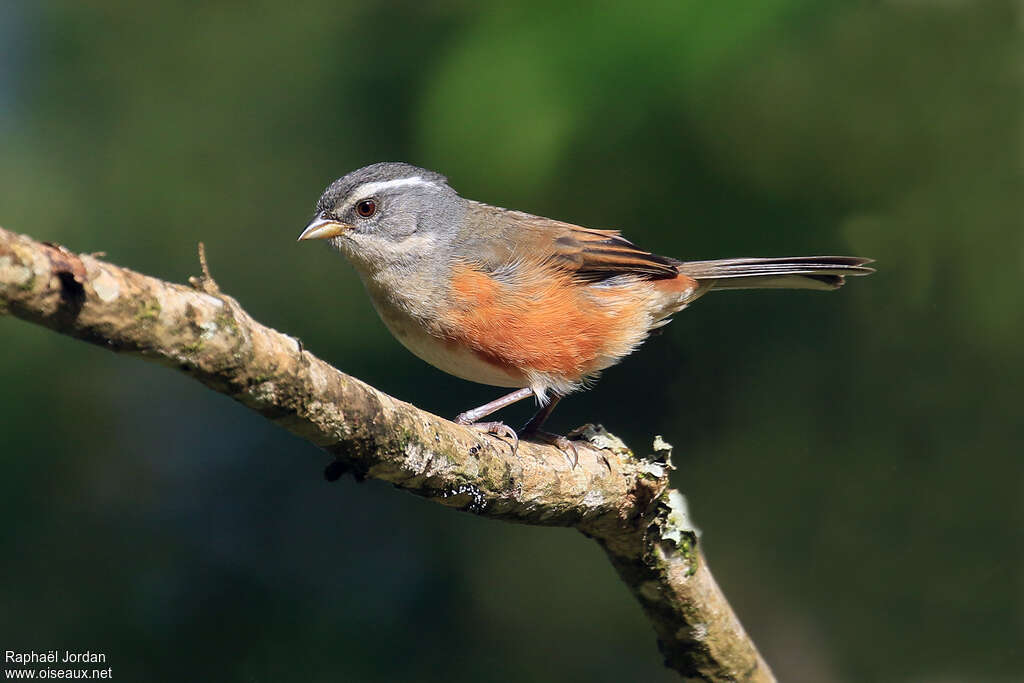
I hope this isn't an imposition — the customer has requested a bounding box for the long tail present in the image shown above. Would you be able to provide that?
[678,256,874,292]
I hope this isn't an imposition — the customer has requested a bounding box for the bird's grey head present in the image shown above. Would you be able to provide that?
[298,162,465,273]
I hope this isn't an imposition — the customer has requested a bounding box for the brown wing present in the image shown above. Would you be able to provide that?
[463,202,680,282]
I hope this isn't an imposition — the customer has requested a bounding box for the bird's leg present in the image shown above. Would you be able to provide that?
[455,389,579,467]
[520,395,579,469]
[522,395,560,433]
[455,387,534,424]
[454,387,534,453]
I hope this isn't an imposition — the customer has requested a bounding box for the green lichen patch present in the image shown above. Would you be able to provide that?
[677,535,698,576]
[652,489,701,576]
[135,298,161,322]
[17,271,36,291]
[214,310,240,335]
[180,339,205,355]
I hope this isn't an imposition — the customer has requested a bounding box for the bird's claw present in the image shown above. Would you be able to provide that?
[464,421,519,455]
[458,418,578,468]
[522,429,579,469]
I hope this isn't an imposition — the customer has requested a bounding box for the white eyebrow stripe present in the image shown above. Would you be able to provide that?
[340,176,438,212]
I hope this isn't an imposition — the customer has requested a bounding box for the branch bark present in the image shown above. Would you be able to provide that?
[0,226,774,682]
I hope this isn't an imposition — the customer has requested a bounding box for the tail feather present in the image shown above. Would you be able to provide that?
[678,256,874,292]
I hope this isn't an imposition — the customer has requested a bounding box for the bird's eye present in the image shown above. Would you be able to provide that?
[355,199,377,218]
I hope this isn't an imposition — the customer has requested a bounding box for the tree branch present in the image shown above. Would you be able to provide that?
[0,226,774,681]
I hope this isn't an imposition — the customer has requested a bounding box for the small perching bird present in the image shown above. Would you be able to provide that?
[299,162,873,464]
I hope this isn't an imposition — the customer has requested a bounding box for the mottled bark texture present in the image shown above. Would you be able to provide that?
[0,226,773,682]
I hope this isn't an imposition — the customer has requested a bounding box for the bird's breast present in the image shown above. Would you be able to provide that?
[435,263,683,393]
[358,260,697,395]
[361,269,528,388]
[372,296,529,388]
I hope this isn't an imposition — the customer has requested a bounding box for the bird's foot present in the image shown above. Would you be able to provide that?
[521,429,579,469]
[454,409,577,467]
[459,420,519,455]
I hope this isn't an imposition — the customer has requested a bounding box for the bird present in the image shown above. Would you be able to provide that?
[298,162,873,465]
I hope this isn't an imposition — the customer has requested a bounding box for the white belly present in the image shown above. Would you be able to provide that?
[370,296,526,389]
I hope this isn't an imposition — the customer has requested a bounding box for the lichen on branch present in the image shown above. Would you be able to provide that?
[0,226,774,682]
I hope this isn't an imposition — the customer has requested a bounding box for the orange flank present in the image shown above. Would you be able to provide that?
[442,263,684,382]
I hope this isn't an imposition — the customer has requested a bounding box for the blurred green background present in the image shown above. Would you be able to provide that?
[1,1,1020,681]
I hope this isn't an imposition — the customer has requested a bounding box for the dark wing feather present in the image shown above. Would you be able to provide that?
[547,226,680,280]
[462,203,679,282]
[457,203,873,292]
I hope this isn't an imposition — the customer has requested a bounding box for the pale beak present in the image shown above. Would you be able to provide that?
[297,214,351,241]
